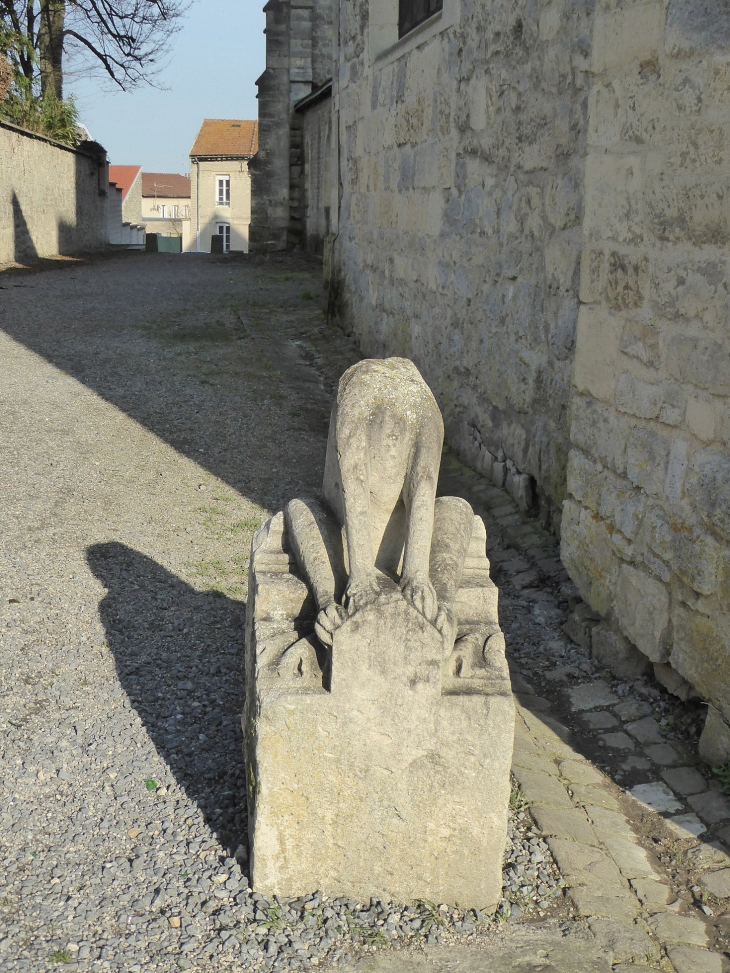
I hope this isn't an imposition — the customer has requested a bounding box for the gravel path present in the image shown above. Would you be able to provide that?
[0,253,561,973]
[3,251,724,973]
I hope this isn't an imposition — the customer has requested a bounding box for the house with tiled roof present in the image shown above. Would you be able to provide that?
[141,172,192,250]
[108,165,142,224]
[107,165,145,248]
[189,119,258,253]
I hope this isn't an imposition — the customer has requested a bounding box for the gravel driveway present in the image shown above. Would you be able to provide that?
[0,252,363,971]
[5,251,716,973]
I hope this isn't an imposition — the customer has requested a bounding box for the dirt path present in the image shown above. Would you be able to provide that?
[0,251,727,973]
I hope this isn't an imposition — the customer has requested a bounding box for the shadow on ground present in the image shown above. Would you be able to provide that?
[86,541,247,856]
[0,251,339,516]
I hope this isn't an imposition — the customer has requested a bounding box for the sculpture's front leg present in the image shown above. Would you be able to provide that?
[399,447,440,624]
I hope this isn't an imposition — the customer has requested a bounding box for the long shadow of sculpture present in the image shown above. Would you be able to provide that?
[86,541,247,856]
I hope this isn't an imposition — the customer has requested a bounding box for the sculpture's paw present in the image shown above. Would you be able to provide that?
[344,576,381,616]
[314,603,347,648]
[435,605,457,652]
[399,577,439,624]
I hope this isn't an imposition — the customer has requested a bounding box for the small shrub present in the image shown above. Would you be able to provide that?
[49,949,72,964]
[1,76,81,146]
[0,58,11,101]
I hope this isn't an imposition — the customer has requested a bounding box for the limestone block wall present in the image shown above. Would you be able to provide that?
[333,0,597,529]
[561,0,730,756]
[0,120,107,263]
[300,93,333,253]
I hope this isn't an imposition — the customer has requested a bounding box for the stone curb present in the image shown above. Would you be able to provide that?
[437,450,728,972]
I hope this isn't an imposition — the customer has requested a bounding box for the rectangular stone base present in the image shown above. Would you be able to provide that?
[244,516,514,909]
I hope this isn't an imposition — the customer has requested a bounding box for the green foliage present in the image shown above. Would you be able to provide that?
[144,778,158,791]
[49,949,72,963]
[509,782,529,813]
[1,76,81,145]
[713,762,730,796]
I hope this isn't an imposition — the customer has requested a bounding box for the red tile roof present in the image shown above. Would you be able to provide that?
[108,165,141,201]
[190,119,258,158]
[141,172,191,198]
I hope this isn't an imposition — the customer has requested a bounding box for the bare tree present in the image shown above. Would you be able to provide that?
[0,0,188,99]
[39,0,65,98]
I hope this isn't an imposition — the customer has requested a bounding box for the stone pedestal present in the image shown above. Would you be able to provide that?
[243,514,514,910]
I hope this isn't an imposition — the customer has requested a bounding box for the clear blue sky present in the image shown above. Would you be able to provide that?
[67,1,265,175]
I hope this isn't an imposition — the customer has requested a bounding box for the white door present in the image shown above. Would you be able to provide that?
[216,223,231,253]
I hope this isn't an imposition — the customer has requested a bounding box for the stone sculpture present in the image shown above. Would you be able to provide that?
[243,358,514,909]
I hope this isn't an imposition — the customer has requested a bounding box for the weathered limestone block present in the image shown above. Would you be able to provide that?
[592,623,650,680]
[700,705,730,766]
[653,662,698,702]
[243,359,514,908]
[244,510,512,910]
[671,607,730,723]
[616,563,669,663]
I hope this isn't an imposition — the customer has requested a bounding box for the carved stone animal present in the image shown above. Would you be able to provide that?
[286,357,447,646]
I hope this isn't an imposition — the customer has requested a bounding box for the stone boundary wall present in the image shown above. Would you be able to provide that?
[300,92,333,253]
[561,0,730,760]
[333,0,597,531]
[0,119,108,263]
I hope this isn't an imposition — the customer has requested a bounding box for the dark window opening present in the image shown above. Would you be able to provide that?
[399,0,443,38]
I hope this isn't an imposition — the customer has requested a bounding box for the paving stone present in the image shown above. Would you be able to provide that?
[570,681,619,711]
[546,839,624,887]
[599,732,635,751]
[539,715,574,744]
[581,710,620,730]
[625,718,664,745]
[587,918,656,965]
[666,813,707,839]
[667,946,723,973]
[511,570,539,589]
[629,782,684,813]
[661,767,708,796]
[571,785,621,810]
[644,743,681,766]
[397,923,614,973]
[568,887,640,920]
[686,842,730,871]
[699,867,730,898]
[717,825,730,847]
[585,806,635,837]
[611,968,660,973]
[531,806,598,844]
[511,767,574,808]
[544,665,579,683]
[511,751,559,776]
[621,756,652,772]
[629,877,677,910]
[517,694,552,712]
[689,790,730,826]
[513,725,540,755]
[614,700,653,722]
[648,913,709,946]
[558,759,605,786]
[600,835,659,880]
[509,672,536,695]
